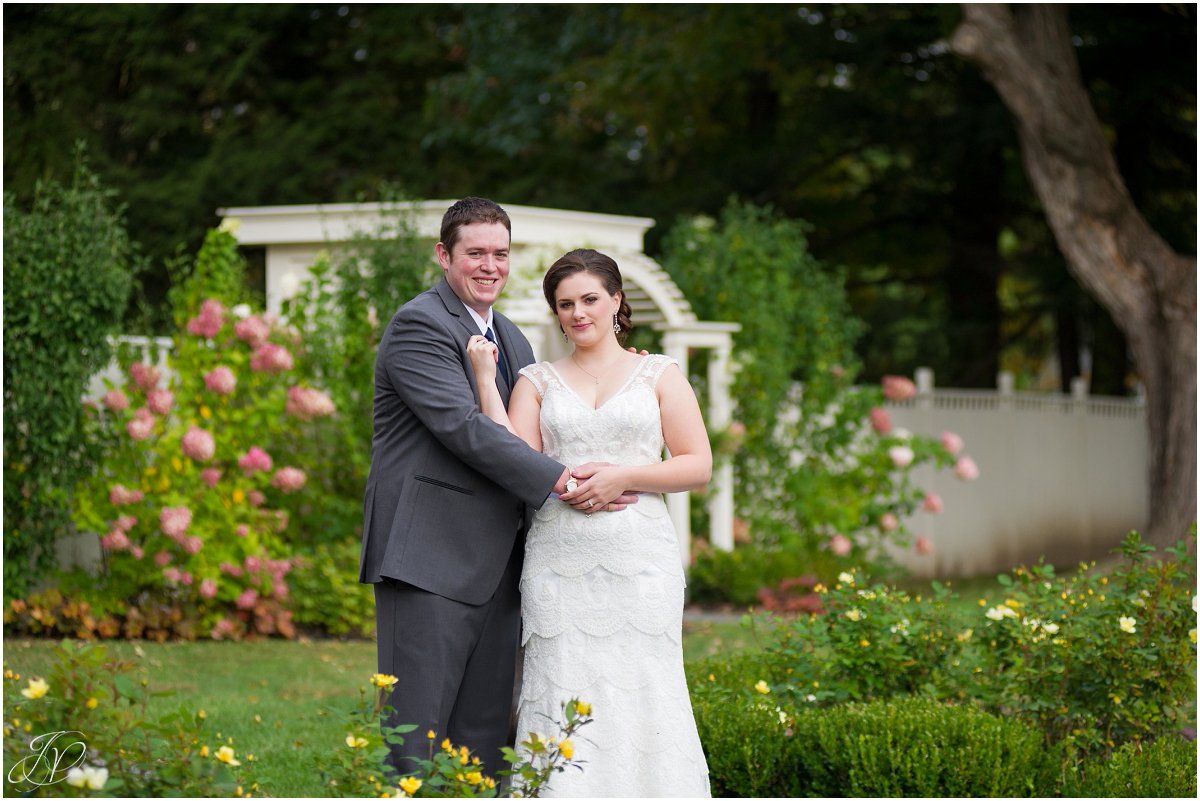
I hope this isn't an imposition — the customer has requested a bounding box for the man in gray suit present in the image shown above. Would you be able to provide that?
[360,197,618,778]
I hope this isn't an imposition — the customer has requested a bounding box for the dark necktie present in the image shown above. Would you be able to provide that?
[484,326,510,386]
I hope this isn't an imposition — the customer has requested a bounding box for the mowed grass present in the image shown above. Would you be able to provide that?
[4,620,759,797]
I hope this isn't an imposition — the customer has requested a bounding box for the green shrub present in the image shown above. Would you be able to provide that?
[289,539,375,637]
[692,695,803,797]
[688,543,844,607]
[3,151,137,599]
[789,698,1054,797]
[1065,736,1198,798]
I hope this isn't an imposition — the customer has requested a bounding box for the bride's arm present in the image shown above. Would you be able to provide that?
[569,364,712,504]
[465,335,542,450]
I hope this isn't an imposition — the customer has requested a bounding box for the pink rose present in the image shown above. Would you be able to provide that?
[882,375,917,402]
[103,389,130,412]
[234,316,271,348]
[154,550,172,567]
[940,431,964,456]
[922,493,944,514]
[239,447,273,474]
[285,386,336,421]
[181,427,215,462]
[199,578,218,599]
[915,535,934,555]
[129,362,162,392]
[829,534,852,557]
[203,365,237,396]
[201,468,221,488]
[130,546,144,560]
[186,299,226,339]
[160,506,192,539]
[184,536,203,555]
[126,408,155,440]
[272,467,307,494]
[880,512,899,532]
[109,484,144,506]
[869,407,892,434]
[235,588,259,610]
[888,446,915,469]
[146,389,174,416]
[101,529,131,551]
[954,455,980,481]
[249,343,293,373]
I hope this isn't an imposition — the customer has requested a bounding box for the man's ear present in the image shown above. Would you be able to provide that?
[435,242,451,270]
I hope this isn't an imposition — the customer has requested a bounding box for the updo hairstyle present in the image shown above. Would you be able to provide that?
[542,249,634,344]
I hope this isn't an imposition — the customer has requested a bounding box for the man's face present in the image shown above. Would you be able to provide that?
[436,222,511,316]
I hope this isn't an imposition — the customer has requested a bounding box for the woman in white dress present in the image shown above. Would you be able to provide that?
[465,248,712,797]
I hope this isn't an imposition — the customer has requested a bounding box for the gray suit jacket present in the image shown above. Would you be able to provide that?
[359,278,564,604]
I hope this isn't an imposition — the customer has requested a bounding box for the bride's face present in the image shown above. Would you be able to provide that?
[554,272,621,346]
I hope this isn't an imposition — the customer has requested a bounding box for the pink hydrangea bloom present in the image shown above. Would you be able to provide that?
[219,561,244,577]
[146,389,174,416]
[882,375,917,402]
[285,386,336,421]
[869,407,892,434]
[239,447,273,474]
[235,588,259,611]
[954,455,980,481]
[203,365,237,396]
[160,506,192,539]
[103,389,130,412]
[101,529,131,551]
[129,362,162,392]
[273,581,289,601]
[880,512,899,532]
[244,555,261,574]
[272,467,307,494]
[922,492,944,514]
[130,546,144,560]
[201,468,221,488]
[235,524,249,538]
[888,446,915,469]
[273,510,289,532]
[181,427,215,462]
[186,299,226,339]
[249,343,293,373]
[248,490,265,507]
[114,514,138,532]
[940,431,964,456]
[211,617,237,640]
[109,484,144,506]
[199,578,218,599]
[154,550,172,567]
[184,536,204,555]
[915,535,934,555]
[163,567,183,583]
[126,408,155,440]
[829,534,852,557]
[234,316,271,348]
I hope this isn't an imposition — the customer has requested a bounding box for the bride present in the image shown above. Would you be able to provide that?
[465,248,712,797]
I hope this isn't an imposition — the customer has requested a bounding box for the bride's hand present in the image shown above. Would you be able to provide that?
[562,463,636,513]
[466,335,498,382]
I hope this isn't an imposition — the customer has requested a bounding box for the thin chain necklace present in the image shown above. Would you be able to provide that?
[570,352,622,385]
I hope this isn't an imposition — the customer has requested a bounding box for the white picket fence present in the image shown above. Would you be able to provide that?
[885,369,1148,578]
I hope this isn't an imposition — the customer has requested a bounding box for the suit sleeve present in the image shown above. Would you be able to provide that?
[382,304,563,507]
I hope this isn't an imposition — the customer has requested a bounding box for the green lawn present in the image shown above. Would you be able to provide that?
[4,618,760,797]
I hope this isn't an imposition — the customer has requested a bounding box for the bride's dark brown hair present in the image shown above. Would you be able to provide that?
[543,249,633,345]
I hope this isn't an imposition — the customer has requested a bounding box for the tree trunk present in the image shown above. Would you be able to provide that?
[952,3,1196,547]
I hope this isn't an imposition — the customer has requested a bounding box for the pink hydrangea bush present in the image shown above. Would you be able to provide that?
[63,231,340,640]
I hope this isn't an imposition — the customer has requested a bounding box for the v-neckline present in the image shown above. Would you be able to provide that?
[545,358,646,411]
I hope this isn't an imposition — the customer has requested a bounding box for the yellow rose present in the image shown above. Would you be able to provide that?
[21,678,49,700]
[426,730,436,740]
[232,489,246,504]
[398,777,422,795]
[559,739,575,760]
[370,673,399,690]
[860,639,871,647]
[200,745,210,758]
[441,738,453,752]
[574,700,592,716]
[216,745,241,766]
[465,771,483,785]
[754,680,770,694]
[86,697,99,709]
[346,734,369,749]
[200,405,212,420]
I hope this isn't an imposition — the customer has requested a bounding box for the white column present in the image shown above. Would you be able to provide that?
[707,342,735,551]
[660,332,693,566]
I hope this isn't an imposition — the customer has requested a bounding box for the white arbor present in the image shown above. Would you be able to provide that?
[219,201,739,563]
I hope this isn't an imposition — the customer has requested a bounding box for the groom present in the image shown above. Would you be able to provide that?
[360,197,623,778]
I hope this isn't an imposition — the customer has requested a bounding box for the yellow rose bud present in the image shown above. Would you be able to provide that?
[860,639,871,647]
[398,777,422,795]
[232,489,246,504]
[441,738,453,752]
[465,771,483,785]
[86,697,99,709]
[200,745,210,758]
[426,730,436,740]
[559,739,575,760]
[200,405,212,420]
[574,700,592,716]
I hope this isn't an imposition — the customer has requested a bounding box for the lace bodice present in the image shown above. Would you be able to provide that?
[518,354,676,469]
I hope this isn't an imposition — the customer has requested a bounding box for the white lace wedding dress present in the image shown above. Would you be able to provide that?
[515,355,711,798]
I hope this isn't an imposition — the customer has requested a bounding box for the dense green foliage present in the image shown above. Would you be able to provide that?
[3,155,136,599]
[1063,737,1197,798]
[4,5,1192,389]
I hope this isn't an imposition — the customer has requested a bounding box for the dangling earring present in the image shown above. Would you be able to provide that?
[561,326,568,342]
[613,314,621,335]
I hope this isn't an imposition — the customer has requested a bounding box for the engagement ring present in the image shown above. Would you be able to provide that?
[587,499,595,508]
[566,478,578,493]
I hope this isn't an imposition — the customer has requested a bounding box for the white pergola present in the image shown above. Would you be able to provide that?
[217,201,739,563]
